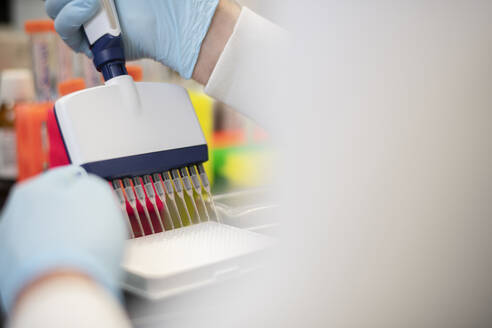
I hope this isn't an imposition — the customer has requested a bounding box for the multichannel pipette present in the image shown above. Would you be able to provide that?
[54,0,220,238]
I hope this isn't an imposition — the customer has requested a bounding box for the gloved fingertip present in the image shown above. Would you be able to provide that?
[48,165,88,180]
[53,0,101,40]
[72,0,101,22]
[84,0,102,13]
[59,32,87,56]
[73,166,88,177]
[44,0,57,19]
[74,168,88,178]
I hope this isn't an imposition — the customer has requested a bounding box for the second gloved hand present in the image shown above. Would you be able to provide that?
[45,0,220,79]
[0,166,127,312]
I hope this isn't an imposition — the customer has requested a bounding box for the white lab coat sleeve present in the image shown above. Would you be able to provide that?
[8,276,131,328]
[204,7,288,128]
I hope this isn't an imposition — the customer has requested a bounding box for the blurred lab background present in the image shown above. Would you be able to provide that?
[0,0,277,211]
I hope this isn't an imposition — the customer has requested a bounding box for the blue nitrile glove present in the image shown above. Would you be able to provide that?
[0,166,127,313]
[45,0,219,79]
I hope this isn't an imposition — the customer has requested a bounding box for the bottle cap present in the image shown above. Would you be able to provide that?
[126,65,143,82]
[58,78,86,96]
[24,20,56,34]
[0,69,35,103]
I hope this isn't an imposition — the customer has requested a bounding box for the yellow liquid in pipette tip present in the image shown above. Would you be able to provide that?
[166,196,184,228]
[178,167,202,224]
[175,193,192,226]
[184,191,201,224]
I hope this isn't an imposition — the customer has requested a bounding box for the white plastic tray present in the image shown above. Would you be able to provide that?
[122,222,273,300]
[214,189,279,234]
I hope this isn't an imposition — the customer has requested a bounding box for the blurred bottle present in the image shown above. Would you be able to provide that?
[55,33,75,86]
[15,102,52,181]
[58,78,86,97]
[211,102,273,192]
[126,65,143,82]
[0,69,35,180]
[24,20,56,102]
[214,102,246,134]
[80,54,102,87]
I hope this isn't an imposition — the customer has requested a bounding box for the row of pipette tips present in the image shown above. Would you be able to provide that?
[111,163,220,239]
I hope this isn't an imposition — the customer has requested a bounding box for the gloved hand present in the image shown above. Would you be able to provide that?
[45,0,220,79]
[0,166,127,313]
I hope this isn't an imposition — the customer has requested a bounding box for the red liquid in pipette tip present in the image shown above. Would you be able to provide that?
[132,192,153,235]
[139,177,163,233]
[125,201,143,238]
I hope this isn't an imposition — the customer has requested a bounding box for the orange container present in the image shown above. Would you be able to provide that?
[24,20,55,34]
[58,78,86,97]
[15,102,52,181]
